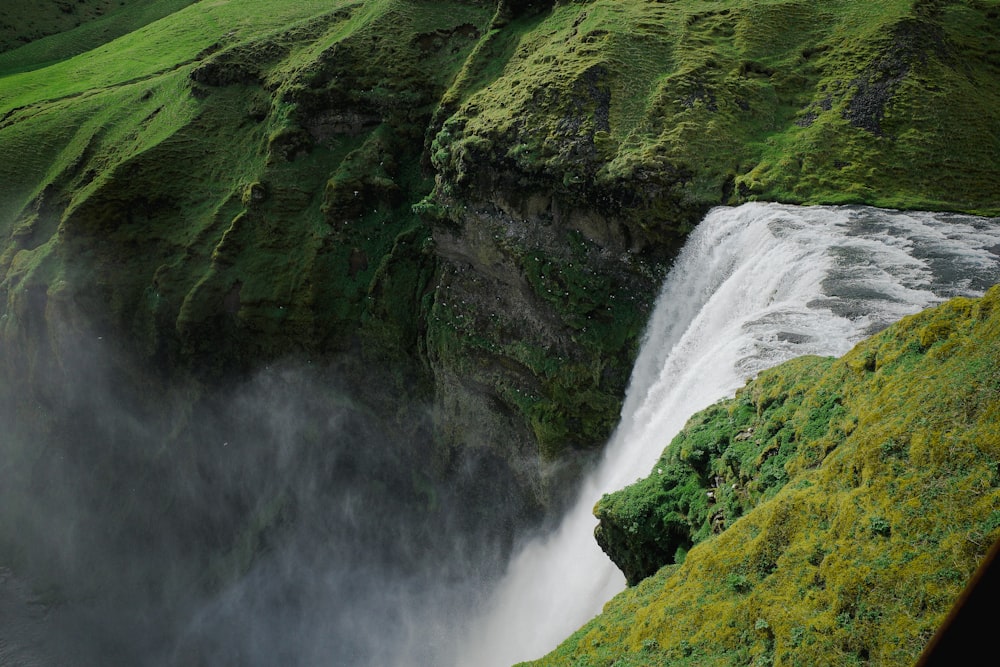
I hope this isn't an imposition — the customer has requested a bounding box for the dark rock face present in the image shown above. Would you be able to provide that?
[425,193,660,502]
[190,57,263,88]
[503,0,557,20]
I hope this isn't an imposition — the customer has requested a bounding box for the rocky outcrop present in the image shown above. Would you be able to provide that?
[594,357,836,585]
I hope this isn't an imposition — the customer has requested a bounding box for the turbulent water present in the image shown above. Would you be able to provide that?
[451,202,1000,666]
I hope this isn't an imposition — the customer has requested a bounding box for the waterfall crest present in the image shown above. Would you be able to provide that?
[452,202,1000,666]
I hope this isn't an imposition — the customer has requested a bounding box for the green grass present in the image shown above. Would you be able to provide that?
[432,0,1000,220]
[527,285,1000,667]
[0,0,126,54]
[0,0,350,112]
[0,0,199,75]
[0,0,494,373]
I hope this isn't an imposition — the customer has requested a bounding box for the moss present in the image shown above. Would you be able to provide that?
[527,285,1000,667]
[431,0,999,227]
[594,356,836,584]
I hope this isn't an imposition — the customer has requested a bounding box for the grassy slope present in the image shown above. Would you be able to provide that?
[0,0,199,72]
[0,0,137,53]
[433,0,1000,221]
[527,285,1000,666]
[0,0,500,607]
[0,0,492,385]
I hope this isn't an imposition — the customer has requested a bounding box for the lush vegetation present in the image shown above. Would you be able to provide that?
[2,0,997,487]
[0,1,998,659]
[0,0,493,422]
[594,355,837,585]
[433,0,1000,222]
[528,285,1000,666]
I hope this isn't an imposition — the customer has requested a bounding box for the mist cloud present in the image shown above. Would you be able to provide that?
[0,317,537,666]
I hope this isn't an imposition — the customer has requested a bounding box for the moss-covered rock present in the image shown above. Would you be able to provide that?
[594,355,838,585]
[528,284,1000,666]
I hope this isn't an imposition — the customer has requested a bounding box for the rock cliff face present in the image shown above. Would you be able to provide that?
[0,0,998,581]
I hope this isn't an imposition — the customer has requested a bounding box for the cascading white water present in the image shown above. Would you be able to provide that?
[452,202,1000,666]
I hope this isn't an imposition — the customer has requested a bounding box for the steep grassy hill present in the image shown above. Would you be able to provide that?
[528,285,1000,666]
[2,0,998,509]
[1,1,206,67]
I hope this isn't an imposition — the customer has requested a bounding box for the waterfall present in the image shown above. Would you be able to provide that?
[451,202,1000,666]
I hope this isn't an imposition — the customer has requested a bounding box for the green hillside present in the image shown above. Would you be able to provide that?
[1,1,997,499]
[0,0,199,69]
[1,0,154,54]
[529,285,1000,666]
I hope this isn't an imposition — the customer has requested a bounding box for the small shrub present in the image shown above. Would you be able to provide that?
[869,516,891,537]
[727,572,751,594]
